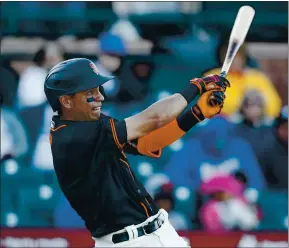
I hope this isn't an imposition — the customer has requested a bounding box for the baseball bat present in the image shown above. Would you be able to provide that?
[209,6,255,106]
[220,5,255,77]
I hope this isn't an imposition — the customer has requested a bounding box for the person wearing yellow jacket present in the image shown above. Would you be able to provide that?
[204,42,281,118]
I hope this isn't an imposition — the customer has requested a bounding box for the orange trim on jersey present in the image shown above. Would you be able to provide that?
[137,119,185,158]
[120,158,134,180]
[109,119,124,149]
[51,124,67,132]
[140,202,149,217]
[121,150,127,159]
[120,158,149,217]
[49,134,52,145]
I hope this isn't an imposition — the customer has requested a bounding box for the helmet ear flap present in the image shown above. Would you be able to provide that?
[99,86,106,99]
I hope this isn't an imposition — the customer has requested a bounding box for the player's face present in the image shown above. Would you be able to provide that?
[69,87,104,121]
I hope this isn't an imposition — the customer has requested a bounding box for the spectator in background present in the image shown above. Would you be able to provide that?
[44,43,65,71]
[204,41,281,118]
[0,61,19,108]
[94,32,125,100]
[230,89,273,158]
[164,116,266,191]
[16,43,64,110]
[16,44,64,167]
[118,58,154,102]
[199,174,261,232]
[233,170,262,206]
[30,44,65,170]
[110,6,142,43]
[231,89,272,127]
[256,106,288,190]
[154,183,189,231]
[32,104,54,170]
[1,107,29,161]
[112,2,180,15]
[16,47,47,109]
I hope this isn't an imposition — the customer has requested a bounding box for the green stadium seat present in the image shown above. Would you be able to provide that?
[17,186,61,227]
[174,187,195,219]
[0,189,18,226]
[1,163,47,189]
[258,190,288,230]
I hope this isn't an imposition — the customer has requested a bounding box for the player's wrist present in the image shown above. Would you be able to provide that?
[178,83,199,104]
[177,105,205,132]
[191,105,205,122]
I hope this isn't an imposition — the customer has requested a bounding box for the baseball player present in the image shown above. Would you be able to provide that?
[44,58,230,247]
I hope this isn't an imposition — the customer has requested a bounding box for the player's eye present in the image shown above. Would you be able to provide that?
[87,91,93,96]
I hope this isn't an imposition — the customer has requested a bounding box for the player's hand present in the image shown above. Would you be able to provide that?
[192,90,225,120]
[190,74,230,94]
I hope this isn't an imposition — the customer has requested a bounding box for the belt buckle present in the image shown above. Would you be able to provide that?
[142,219,153,236]
[142,217,163,236]
[156,218,163,227]
[142,224,149,236]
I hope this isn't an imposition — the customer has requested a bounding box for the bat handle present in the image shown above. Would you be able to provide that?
[219,71,227,78]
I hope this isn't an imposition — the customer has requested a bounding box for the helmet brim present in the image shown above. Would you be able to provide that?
[65,74,115,95]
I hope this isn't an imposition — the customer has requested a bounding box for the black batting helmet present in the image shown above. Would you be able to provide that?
[44,58,114,111]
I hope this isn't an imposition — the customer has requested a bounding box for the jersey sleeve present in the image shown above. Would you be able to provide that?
[102,115,128,150]
[101,115,141,155]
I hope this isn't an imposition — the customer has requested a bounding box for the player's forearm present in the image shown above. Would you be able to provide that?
[136,104,203,156]
[142,84,200,128]
[125,84,200,140]
[125,94,187,140]
[145,93,188,128]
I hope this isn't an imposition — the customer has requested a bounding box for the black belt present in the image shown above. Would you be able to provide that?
[112,216,164,244]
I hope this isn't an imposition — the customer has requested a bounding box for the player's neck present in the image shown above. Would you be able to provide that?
[60,110,80,121]
[60,111,99,121]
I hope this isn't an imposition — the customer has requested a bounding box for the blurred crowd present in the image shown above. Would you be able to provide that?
[1,1,288,233]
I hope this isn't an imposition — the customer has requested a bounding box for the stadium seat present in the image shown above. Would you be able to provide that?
[0,189,18,226]
[258,190,288,230]
[1,163,56,189]
[17,185,61,227]
[174,187,195,222]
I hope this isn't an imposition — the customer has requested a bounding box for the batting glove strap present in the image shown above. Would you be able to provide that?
[191,74,230,94]
[191,105,206,122]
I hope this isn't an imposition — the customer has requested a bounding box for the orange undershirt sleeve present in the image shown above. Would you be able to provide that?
[137,119,186,158]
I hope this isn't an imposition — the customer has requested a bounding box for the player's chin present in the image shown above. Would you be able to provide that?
[90,109,101,120]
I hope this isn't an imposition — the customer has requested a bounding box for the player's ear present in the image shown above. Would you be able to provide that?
[59,95,73,109]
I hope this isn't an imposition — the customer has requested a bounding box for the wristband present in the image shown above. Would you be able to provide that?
[177,105,205,132]
[178,84,199,104]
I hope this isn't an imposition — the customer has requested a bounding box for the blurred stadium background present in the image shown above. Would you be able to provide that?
[0,1,288,247]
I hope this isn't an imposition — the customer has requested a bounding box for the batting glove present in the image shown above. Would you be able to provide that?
[190,74,230,94]
[191,90,226,120]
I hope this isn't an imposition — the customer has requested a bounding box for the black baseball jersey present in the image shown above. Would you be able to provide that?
[49,114,159,237]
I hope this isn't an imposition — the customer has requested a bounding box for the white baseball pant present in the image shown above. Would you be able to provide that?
[93,209,190,247]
